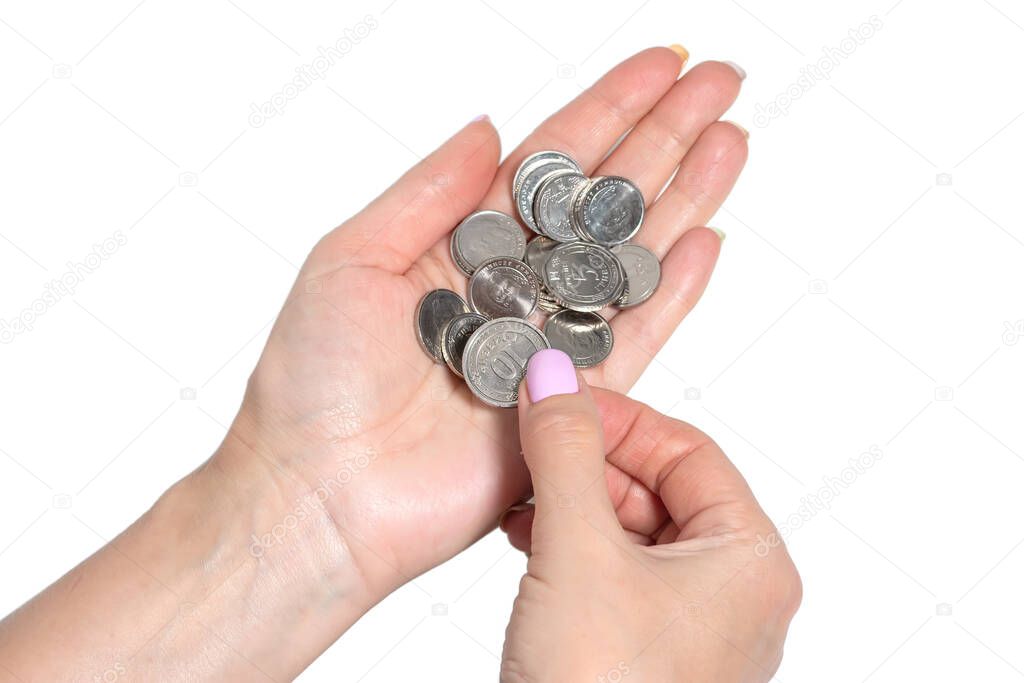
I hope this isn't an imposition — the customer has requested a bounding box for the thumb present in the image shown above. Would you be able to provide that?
[517,349,620,550]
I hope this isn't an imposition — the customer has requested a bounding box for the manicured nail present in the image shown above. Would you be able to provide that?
[470,114,490,123]
[722,60,746,80]
[724,120,749,138]
[709,227,726,241]
[526,349,578,403]
[669,44,690,69]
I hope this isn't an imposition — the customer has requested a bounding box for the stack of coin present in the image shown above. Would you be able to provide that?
[415,150,663,408]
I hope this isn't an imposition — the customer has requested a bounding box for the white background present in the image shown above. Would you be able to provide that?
[2,0,1024,681]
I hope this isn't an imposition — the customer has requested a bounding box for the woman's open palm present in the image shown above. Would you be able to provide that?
[226,47,749,595]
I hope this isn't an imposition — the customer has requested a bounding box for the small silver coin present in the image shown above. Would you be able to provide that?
[516,157,580,234]
[463,317,550,407]
[536,291,563,315]
[450,210,526,277]
[543,242,626,313]
[572,176,644,246]
[532,169,587,242]
[524,235,559,278]
[612,244,661,307]
[513,150,580,199]
[416,289,470,363]
[569,176,592,228]
[544,309,613,368]
[468,257,540,319]
[440,312,487,378]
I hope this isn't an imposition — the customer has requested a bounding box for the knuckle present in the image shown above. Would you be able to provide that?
[756,538,802,622]
[526,407,599,449]
[648,416,714,463]
[664,418,711,451]
[708,119,748,147]
[777,557,803,619]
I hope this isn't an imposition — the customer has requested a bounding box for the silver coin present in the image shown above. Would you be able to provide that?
[544,309,613,368]
[512,150,580,199]
[532,170,587,242]
[450,210,526,277]
[516,158,580,234]
[440,312,487,378]
[543,242,626,312]
[536,290,563,314]
[524,235,559,278]
[572,176,644,246]
[468,257,540,319]
[463,317,550,407]
[569,176,592,226]
[416,289,470,363]
[612,244,661,307]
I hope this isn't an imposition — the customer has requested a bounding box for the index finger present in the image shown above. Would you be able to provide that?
[592,387,766,538]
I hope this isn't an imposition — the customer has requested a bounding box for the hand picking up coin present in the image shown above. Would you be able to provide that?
[416,150,663,408]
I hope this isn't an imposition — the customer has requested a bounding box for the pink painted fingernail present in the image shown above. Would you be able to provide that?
[526,349,578,403]
[470,114,490,123]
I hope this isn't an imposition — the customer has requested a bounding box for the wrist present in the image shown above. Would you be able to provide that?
[212,397,416,597]
[197,411,382,630]
[0,416,386,682]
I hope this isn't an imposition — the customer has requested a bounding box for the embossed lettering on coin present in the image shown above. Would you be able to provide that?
[573,176,644,245]
[543,242,626,312]
[463,317,550,407]
[513,150,580,198]
[533,169,587,242]
[416,289,470,363]
[612,244,661,307]
[516,156,580,234]
[440,312,487,378]
[468,257,540,319]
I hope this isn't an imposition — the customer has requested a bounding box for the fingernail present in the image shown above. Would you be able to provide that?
[722,60,746,80]
[498,504,532,531]
[724,120,749,138]
[470,114,490,124]
[525,349,578,403]
[709,227,726,241]
[669,44,690,69]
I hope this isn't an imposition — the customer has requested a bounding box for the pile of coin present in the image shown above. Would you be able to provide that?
[415,150,662,407]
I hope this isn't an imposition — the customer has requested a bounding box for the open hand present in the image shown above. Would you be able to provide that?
[216,47,749,600]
